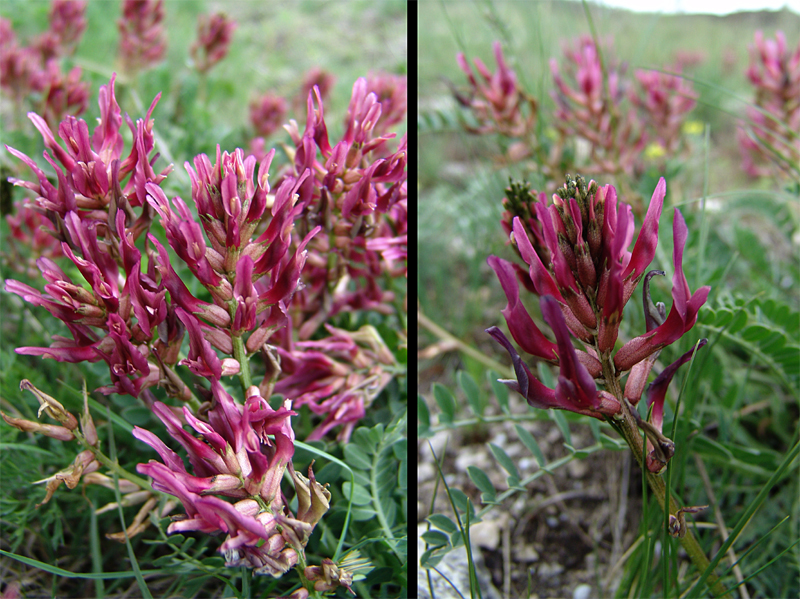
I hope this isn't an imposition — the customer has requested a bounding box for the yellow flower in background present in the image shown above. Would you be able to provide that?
[645,142,666,159]
[683,120,704,135]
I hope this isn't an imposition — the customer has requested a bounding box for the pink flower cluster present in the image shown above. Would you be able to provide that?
[250,92,288,138]
[0,1,89,125]
[133,381,330,576]
[631,66,698,154]
[284,76,408,339]
[456,37,699,185]
[275,324,397,441]
[190,12,236,74]
[117,0,166,75]
[6,68,405,444]
[4,75,179,398]
[487,175,709,472]
[550,35,646,177]
[456,41,536,137]
[737,30,800,178]
[296,66,336,112]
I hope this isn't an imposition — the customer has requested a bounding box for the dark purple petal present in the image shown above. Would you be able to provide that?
[487,255,557,361]
[512,217,562,300]
[646,339,708,433]
[540,295,597,409]
[623,177,665,281]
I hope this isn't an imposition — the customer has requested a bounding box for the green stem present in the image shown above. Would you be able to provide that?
[231,332,253,392]
[615,400,728,596]
[227,297,253,393]
[418,309,513,378]
[73,428,152,490]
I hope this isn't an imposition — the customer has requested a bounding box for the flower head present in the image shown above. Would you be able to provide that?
[456,41,535,137]
[134,383,330,576]
[487,175,709,420]
[191,12,236,74]
[117,0,166,75]
[249,92,288,138]
[737,30,800,179]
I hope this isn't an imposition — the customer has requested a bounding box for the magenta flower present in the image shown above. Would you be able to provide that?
[487,175,709,419]
[275,324,396,441]
[282,79,406,339]
[134,383,330,576]
[456,41,535,137]
[117,0,166,75]
[737,30,800,178]
[0,21,42,104]
[191,12,236,74]
[4,75,177,399]
[641,339,707,473]
[29,60,90,127]
[249,92,288,138]
[48,0,88,52]
[365,71,408,135]
[147,145,320,354]
[614,209,711,372]
[486,296,620,420]
[550,35,646,176]
[295,66,336,112]
[631,66,697,154]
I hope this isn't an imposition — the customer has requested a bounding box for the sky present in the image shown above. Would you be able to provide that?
[586,0,800,14]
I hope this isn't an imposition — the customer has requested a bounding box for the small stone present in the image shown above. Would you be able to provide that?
[573,583,592,599]
[469,520,501,550]
[537,562,564,578]
[424,431,450,461]
[454,450,486,472]
[418,462,435,482]
[518,457,539,471]
[567,459,589,478]
[519,544,539,562]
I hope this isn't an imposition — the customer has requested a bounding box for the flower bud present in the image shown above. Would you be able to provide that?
[20,379,78,430]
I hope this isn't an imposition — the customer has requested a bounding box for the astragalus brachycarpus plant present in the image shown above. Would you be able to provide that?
[485,174,724,591]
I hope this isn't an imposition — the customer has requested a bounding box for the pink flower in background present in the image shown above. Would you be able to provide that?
[632,66,697,154]
[30,59,90,126]
[673,49,706,70]
[191,12,236,74]
[456,41,535,136]
[5,202,65,277]
[1,20,40,103]
[275,324,396,441]
[295,66,336,111]
[46,0,87,55]
[118,0,166,75]
[737,30,800,178]
[365,71,407,134]
[249,92,288,137]
[550,35,646,177]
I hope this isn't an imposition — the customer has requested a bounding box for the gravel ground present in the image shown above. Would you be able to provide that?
[418,368,651,599]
